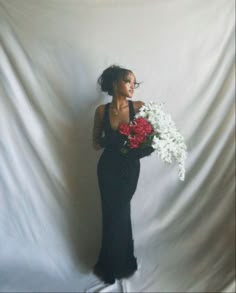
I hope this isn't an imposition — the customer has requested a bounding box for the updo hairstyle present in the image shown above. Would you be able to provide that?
[97,65,140,96]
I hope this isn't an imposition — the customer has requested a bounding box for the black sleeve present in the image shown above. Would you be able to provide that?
[98,136,108,148]
[126,146,155,160]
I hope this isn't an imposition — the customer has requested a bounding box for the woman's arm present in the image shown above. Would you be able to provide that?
[92,105,104,150]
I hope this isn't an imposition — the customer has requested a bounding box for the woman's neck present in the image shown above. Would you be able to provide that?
[110,96,128,111]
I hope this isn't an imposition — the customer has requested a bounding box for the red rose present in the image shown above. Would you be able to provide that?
[134,117,153,134]
[129,136,140,149]
[131,124,146,135]
[136,133,146,143]
[118,123,130,136]
[135,117,148,126]
[144,124,153,134]
[119,117,153,150]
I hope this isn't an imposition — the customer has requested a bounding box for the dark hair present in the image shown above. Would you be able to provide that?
[97,65,141,96]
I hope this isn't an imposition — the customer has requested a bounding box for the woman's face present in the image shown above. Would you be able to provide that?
[113,72,136,98]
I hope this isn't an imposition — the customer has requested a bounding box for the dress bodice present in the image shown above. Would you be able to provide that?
[102,100,135,137]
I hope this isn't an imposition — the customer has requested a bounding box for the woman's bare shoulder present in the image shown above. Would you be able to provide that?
[95,104,106,117]
[132,100,145,113]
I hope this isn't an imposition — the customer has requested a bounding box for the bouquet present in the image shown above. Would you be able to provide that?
[118,102,187,181]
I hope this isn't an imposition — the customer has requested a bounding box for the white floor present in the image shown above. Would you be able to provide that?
[84,279,125,293]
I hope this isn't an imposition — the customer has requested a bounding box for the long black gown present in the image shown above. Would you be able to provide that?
[93,100,140,284]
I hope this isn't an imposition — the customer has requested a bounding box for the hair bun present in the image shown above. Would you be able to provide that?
[97,64,133,96]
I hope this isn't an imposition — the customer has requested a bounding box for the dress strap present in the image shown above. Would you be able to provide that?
[102,103,110,133]
[128,100,135,121]
[103,103,109,122]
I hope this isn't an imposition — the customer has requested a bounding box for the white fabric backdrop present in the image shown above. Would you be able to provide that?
[0,0,235,292]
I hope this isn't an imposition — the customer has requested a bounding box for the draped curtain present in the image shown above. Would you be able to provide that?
[0,0,235,292]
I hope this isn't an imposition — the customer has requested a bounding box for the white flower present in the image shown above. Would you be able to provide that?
[135,102,187,181]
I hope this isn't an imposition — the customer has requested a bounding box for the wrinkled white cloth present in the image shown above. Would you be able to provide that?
[0,0,235,292]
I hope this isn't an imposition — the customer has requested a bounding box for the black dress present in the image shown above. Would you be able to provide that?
[93,100,140,284]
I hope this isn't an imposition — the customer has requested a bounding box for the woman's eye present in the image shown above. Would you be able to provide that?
[124,79,135,84]
[123,79,139,88]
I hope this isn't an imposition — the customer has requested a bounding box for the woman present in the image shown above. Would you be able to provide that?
[92,65,154,284]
